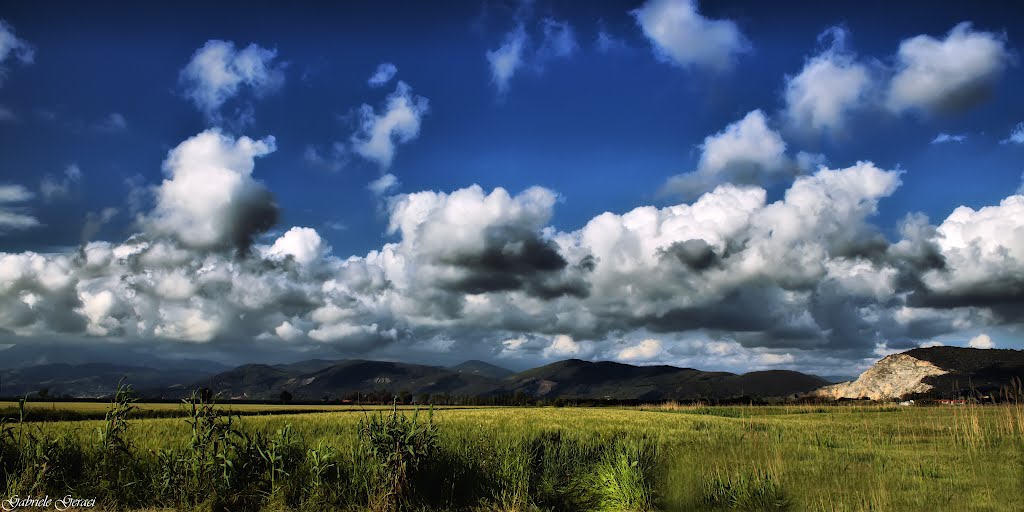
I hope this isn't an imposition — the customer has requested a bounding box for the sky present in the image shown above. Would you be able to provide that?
[0,0,1023,374]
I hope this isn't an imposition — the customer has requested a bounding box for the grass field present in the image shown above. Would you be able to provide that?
[0,400,474,422]
[1,398,1022,511]
[1,401,355,413]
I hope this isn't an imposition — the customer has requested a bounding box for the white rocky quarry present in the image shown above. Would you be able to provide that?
[812,353,948,400]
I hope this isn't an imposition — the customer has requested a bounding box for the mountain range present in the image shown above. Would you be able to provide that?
[4,346,1020,402]
[2,357,827,401]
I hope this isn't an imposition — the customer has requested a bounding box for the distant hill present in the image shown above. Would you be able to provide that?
[0,363,215,398]
[160,359,505,401]
[165,357,828,401]
[813,347,1024,401]
[3,357,832,402]
[507,359,827,401]
[271,359,347,375]
[450,360,514,379]
[909,347,1024,398]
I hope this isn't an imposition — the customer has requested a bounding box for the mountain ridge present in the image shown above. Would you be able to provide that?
[158,357,828,402]
[9,347,1019,402]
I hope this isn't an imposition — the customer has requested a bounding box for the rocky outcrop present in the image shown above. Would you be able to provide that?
[812,353,948,400]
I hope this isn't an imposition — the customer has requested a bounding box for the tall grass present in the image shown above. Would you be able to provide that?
[1,398,1022,510]
[590,435,658,511]
[356,402,438,511]
[700,466,789,511]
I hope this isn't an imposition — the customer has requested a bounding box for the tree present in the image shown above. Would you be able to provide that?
[280,390,293,403]
[37,387,49,399]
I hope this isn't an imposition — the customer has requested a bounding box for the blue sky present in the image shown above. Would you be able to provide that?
[0,1,1023,373]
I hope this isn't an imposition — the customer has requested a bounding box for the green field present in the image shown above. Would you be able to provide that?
[0,401,474,422]
[1,399,1022,511]
[1,401,354,413]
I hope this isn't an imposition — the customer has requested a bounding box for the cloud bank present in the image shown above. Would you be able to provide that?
[2,124,1023,373]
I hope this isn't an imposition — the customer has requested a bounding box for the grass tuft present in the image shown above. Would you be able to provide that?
[701,466,791,511]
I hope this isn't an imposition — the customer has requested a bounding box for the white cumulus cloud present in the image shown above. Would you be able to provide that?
[783,27,872,136]
[661,110,795,198]
[631,0,748,71]
[968,333,994,349]
[542,334,591,359]
[262,227,331,267]
[617,338,666,362]
[351,81,429,169]
[179,40,285,124]
[886,22,1011,114]
[5,127,1024,371]
[143,129,279,251]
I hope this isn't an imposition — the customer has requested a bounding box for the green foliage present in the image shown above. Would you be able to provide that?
[303,440,339,506]
[590,435,658,511]
[257,423,305,506]
[91,379,144,510]
[0,417,17,493]
[356,401,439,511]
[177,389,272,510]
[12,431,85,498]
